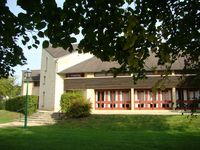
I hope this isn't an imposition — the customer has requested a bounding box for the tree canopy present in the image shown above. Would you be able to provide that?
[1,0,200,79]
[0,77,21,99]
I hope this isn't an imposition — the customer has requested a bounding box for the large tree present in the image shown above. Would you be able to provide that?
[0,77,21,98]
[1,0,200,80]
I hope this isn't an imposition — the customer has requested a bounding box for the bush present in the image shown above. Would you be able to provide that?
[60,91,92,118]
[60,91,83,113]
[5,95,38,115]
[0,100,5,110]
[67,100,92,118]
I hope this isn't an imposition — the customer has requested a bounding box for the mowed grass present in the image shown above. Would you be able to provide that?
[0,115,200,150]
[0,110,21,123]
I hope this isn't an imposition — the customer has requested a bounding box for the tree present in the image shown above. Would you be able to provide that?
[1,0,200,80]
[0,77,21,99]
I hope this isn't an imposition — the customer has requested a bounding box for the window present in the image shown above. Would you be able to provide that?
[45,57,48,72]
[95,90,131,110]
[134,89,172,110]
[34,81,40,87]
[66,73,84,77]
[43,76,46,85]
[137,91,144,101]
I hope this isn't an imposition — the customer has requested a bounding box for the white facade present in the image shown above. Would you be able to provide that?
[38,48,93,111]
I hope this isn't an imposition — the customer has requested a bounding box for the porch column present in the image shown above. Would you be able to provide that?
[172,87,176,110]
[131,88,134,110]
[86,89,95,112]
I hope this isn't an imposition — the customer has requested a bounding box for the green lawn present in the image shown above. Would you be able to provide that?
[0,110,22,123]
[0,115,200,150]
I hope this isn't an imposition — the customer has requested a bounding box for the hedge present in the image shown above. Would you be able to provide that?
[60,91,83,113]
[67,100,92,118]
[0,100,5,110]
[60,91,92,118]
[5,95,38,115]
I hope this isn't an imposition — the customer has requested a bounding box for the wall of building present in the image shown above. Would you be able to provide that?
[39,49,57,111]
[53,52,93,111]
[39,50,94,112]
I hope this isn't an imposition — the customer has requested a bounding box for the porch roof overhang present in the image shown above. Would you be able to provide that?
[64,76,200,90]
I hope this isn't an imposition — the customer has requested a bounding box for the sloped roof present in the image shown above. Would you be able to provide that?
[30,70,40,81]
[45,44,78,58]
[144,53,185,70]
[60,54,185,74]
[60,57,120,73]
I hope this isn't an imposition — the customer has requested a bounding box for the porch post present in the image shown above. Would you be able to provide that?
[172,87,176,110]
[86,89,95,112]
[131,88,134,110]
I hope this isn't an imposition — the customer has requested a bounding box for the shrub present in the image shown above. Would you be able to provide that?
[60,91,83,113]
[5,95,38,115]
[67,100,92,118]
[60,91,92,118]
[0,100,5,110]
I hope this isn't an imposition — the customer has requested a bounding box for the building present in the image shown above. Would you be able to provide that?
[22,70,40,96]
[22,46,200,113]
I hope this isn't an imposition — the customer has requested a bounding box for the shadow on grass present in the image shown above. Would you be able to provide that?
[54,115,199,132]
[0,115,199,150]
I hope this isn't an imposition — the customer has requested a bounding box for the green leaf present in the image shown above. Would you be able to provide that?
[32,35,37,40]
[35,39,40,45]
[32,44,38,49]
[38,31,44,38]
[42,40,49,48]
[36,22,46,30]
[70,37,77,43]
[22,40,26,45]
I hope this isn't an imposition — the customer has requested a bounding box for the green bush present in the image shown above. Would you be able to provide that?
[60,91,83,113]
[60,91,92,118]
[67,100,92,118]
[0,100,5,110]
[5,95,38,115]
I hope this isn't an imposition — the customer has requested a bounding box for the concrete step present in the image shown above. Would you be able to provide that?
[15,110,62,125]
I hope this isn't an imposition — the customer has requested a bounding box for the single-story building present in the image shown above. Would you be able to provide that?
[22,45,200,113]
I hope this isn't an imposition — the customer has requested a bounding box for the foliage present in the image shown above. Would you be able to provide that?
[60,91,91,118]
[5,95,38,115]
[1,0,200,80]
[0,77,21,98]
[67,100,92,118]
[0,100,5,110]
[60,91,83,113]
[0,115,200,150]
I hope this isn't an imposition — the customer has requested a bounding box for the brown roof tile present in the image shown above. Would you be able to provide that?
[45,44,78,58]
[60,54,184,74]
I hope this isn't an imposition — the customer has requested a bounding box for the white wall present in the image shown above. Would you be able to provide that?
[22,82,39,96]
[39,49,94,112]
[39,50,56,111]
[56,52,93,72]
[53,52,93,112]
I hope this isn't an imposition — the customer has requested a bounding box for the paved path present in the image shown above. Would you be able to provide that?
[0,121,55,128]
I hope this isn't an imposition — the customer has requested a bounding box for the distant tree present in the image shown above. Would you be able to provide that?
[0,77,21,99]
[1,0,200,80]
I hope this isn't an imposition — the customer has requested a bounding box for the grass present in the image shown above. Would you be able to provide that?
[0,115,200,150]
[0,110,22,123]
